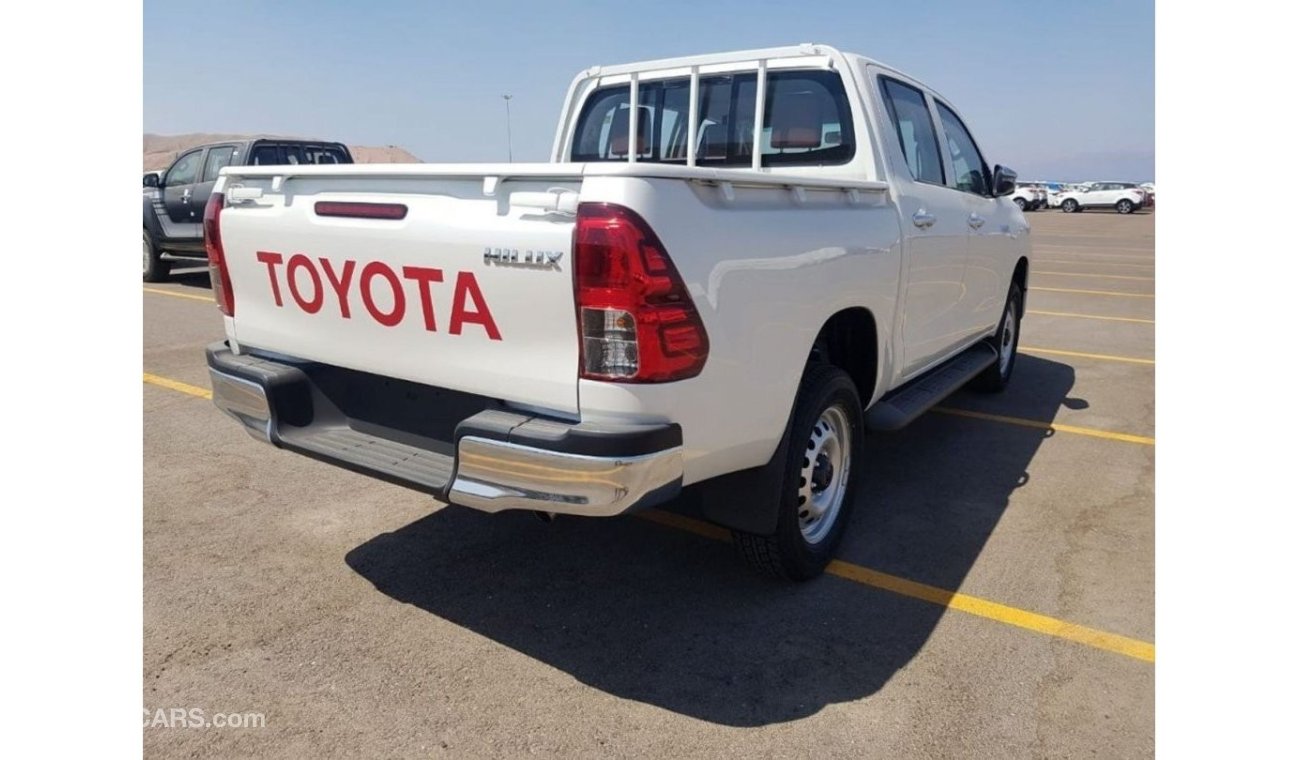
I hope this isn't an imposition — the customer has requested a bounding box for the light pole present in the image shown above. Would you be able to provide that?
[502,94,513,163]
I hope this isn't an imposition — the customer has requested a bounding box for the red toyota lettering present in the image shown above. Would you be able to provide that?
[256,251,285,306]
[402,266,444,332]
[449,272,502,340]
[360,261,405,327]
[320,258,356,318]
[286,254,323,314]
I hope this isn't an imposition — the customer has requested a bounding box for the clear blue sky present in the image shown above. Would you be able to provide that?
[144,0,1153,181]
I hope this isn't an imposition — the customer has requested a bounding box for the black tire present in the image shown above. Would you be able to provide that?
[733,364,865,580]
[1014,197,1027,211]
[1116,199,1134,214]
[970,282,1023,393]
[1061,198,1079,213]
[143,230,170,283]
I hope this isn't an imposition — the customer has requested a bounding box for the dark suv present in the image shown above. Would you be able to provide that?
[143,139,352,281]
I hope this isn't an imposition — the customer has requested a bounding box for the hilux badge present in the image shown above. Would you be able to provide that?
[483,247,564,269]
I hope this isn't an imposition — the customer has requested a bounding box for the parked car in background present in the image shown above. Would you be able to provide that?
[1039,182,1064,208]
[1140,182,1155,208]
[143,138,354,281]
[201,43,1031,580]
[1011,182,1046,211]
[1058,181,1147,214]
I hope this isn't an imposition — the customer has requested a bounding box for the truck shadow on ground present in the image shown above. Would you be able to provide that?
[345,355,1075,727]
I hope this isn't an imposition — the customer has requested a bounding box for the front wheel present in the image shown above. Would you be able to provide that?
[970,282,1023,393]
[1116,199,1135,214]
[1061,198,1079,213]
[733,364,864,580]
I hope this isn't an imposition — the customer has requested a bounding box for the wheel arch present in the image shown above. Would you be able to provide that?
[810,306,879,409]
[693,305,880,537]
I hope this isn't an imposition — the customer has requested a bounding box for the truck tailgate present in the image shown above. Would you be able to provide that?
[219,174,581,414]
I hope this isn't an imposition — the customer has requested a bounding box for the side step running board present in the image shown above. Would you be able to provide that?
[866,343,998,431]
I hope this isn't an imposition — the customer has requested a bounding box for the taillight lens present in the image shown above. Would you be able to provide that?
[203,192,234,316]
[574,203,709,382]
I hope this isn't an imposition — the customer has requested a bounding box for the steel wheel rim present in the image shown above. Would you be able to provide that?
[999,300,1017,375]
[798,405,851,543]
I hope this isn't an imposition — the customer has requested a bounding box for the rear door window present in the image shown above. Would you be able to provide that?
[570,69,854,167]
[879,77,944,185]
[201,146,235,182]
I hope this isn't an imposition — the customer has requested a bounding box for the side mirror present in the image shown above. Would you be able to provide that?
[143,172,160,188]
[991,165,1017,197]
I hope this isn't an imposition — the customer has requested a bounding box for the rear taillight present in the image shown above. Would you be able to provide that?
[203,192,234,316]
[574,203,709,382]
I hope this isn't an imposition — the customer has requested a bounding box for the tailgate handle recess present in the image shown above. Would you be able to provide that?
[509,188,579,216]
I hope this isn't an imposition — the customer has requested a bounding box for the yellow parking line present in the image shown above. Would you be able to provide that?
[1027,309,1154,325]
[1036,271,1154,282]
[1036,259,1154,270]
[1019,346,1154,366]
[933,406,1155,445]
[142,371,1155,663]
[639,511,1154,663]
[1033,246,1153,257]
[1032,286,1154,299]
[143,287,214,303]
[143,373,211,399]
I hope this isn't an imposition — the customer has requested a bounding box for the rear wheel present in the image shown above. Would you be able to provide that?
[733,364,864,580]
[970,282,1023,393]
[1062,198,1079,213]
[1116,199,1135,214]
[1014,197,1027,211]
[143,230,170,283]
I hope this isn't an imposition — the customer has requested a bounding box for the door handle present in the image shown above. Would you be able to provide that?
[912,210,936,229]
[968,213,985,229]
[181,188,192,203]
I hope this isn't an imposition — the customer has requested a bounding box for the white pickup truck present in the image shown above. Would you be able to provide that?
[204,44,1031,579]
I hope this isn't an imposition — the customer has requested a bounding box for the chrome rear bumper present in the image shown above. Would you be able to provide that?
[206,344,682,517]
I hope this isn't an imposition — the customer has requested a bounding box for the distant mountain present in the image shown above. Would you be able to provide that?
[143,133,421,171]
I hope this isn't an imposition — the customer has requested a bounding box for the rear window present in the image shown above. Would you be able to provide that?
[570,69,854,167]
[250,143,350,166]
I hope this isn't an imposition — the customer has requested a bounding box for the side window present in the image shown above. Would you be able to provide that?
[879,78,944,185]
[165,150,202,186]
[935,102,990,196]
[201,146,235,182]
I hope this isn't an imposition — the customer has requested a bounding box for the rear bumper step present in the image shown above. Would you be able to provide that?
[206,342,683,517]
